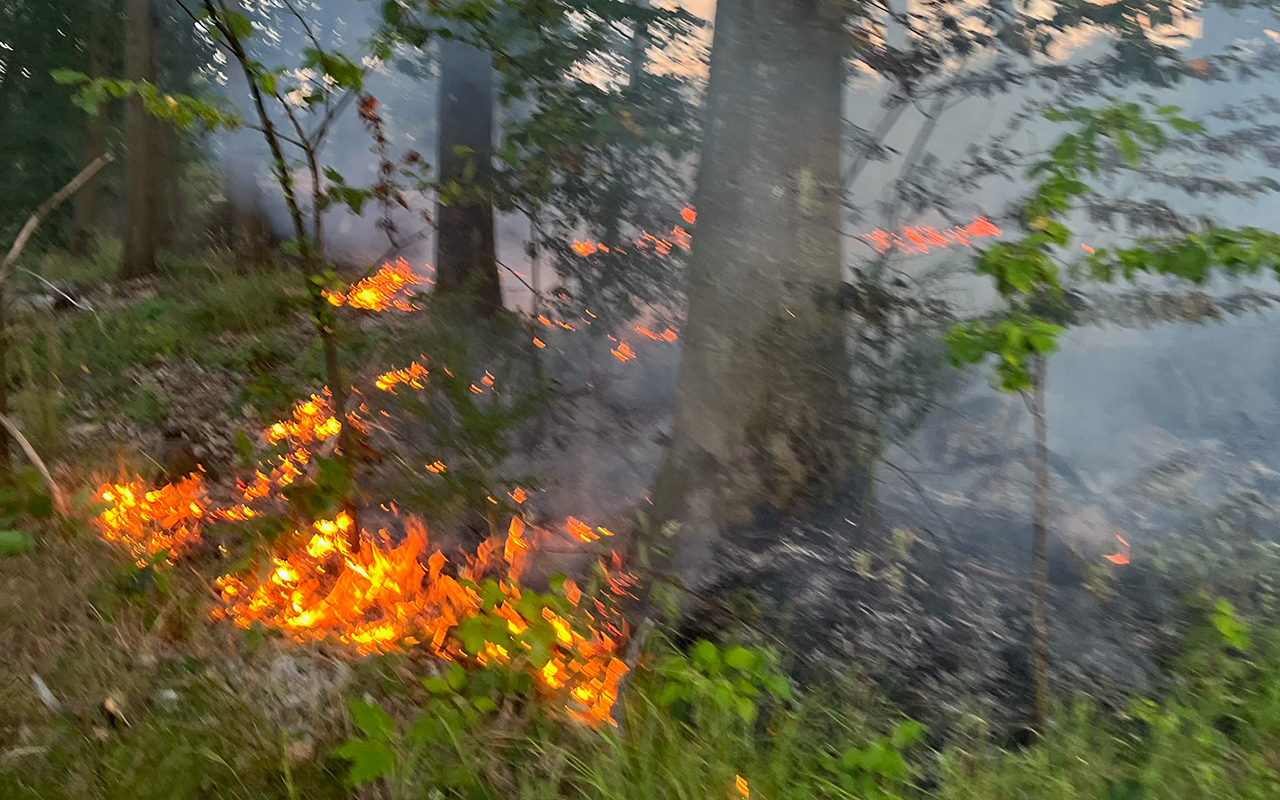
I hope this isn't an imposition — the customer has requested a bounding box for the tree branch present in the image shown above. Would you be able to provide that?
[0,412,67,516]
[1,155,114,284]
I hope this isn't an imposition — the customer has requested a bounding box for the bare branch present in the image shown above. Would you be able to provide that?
[0,412,66,516]
[2,155,114,284]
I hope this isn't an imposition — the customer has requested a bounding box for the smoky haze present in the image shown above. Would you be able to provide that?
[210,1,1280,548]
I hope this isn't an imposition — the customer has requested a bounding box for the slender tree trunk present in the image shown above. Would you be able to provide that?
[0,297,10,482]
[70,16,112,257]
[1030,354,1050,729]
[434,39,501,315]
[649,0,850,578]
[121,0,159,278]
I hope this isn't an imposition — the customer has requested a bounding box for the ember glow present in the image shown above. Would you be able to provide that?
[859,216,1002,255]
[323,259,429,311]
[98,475,208,566]
[375,361,430,393]
[635,326,678,342]
[94,383,635,725]
[571,206,697,259]
[1104,534,1130,565]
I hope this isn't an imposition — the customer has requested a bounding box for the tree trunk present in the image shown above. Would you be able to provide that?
[650,0,850,577]
[70,13,112,257]
[156,126,182,250]
[227,157,271,272]
[121,0,158,279]
[434,39,501,315]
[1030,354,1050,729]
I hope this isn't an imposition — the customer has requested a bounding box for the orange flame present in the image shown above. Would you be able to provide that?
[860,215,1002,255]
[375,361,429,392]
[98,475,208,566]
[1104,534,1130,565]
[323,259,429,311]
[611,342,636,362]
[635,326,678,342]
[95,368,634,726]
[736,775,750,799]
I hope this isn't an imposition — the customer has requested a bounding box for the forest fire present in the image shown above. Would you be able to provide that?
[98,475,208,567]
[1105,534,1131,565]
[860,216,1002,255]
[571,206,697,258]
[323,258,430,311]
[94,381,634,724]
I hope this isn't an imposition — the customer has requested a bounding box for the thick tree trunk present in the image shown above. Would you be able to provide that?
[70,15,111,257]
[649,0,850,578]
[121,0,158,279]
[434,39,501,316]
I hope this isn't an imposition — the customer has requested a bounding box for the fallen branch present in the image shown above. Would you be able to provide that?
[1,154,114,284]
[0,412,67,516]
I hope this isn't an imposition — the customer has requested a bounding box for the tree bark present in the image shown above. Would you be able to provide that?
[70,12,112,257]
[650,0,851,576]
[434,39,501,316]
[1030,354,1050,730]
[121,0,159,279]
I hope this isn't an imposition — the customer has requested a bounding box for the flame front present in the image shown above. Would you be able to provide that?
[324,259,429,311]
[98,475,207,566]
[95,387,633,726]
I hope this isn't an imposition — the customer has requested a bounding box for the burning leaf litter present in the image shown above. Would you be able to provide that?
[323,259,430,311]
[95,378,635,725]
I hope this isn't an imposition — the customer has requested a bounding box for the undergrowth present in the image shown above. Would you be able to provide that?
[8,491,1280,800]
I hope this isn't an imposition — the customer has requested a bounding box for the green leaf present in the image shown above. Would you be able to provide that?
[407,714,437,745]
[1169,117,1206,134]
[735,695,757,723]
[839,747,865,771]
[1156,104,1181,116]
[348,698,394,740]
[723,645,761,671]
[0,530,33,556]
[382,0,403,24]
[27,493,54,520]
[691,639,720,670]
[1051,134,1078,167]
[891,718,925,748]
[1116,130,1140,166]
[221,10,255,39]
[333,739,396,786]
[763,673,793,701]
[445,662,467,691]
[422,677,452,695]
[656,682,685,707]
[50,69,89,85]
[1042,108,1070,122]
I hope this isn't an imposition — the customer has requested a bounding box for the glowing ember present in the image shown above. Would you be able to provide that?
[265,394,343,446]
[572,207,697,259]
[375,361,429,392]
[1104,534,1130,565]
[635,326,678,342]
[98,475,208,566]
[610,342,636,362]
[860,215,1002,255]
[323,259,428,311]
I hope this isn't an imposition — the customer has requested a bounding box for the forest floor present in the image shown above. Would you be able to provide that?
[4,245,1280,798]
